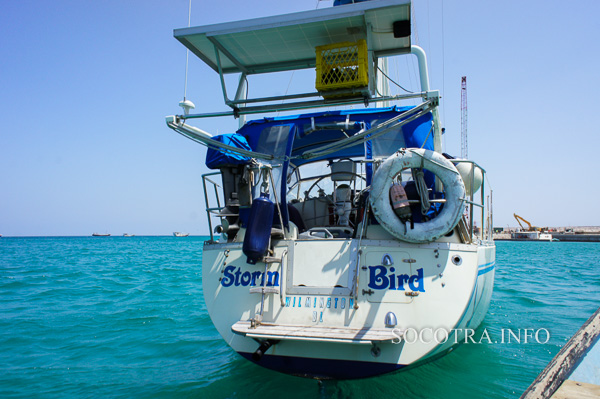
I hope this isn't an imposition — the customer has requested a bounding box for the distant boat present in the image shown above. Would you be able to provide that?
[173,232,189,237]
[511,231,554,241]
[123,234,135,237]
[92,233,110,237]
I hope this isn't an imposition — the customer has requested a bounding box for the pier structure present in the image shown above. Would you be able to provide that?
[493,226,600,242]
[521,306,600,399]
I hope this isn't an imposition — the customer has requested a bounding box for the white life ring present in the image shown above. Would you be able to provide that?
[369,148,466,243]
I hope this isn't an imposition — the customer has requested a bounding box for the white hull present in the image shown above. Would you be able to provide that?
[203,235,495,379]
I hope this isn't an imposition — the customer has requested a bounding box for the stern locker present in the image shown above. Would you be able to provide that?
[289,240,354,289]
[261,240,358,327]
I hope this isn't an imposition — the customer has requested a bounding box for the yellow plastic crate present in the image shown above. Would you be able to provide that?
[315,39,368,94]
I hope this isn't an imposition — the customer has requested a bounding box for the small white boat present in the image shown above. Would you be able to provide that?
[166,0,495,379]
[511,231,554,241]
[173,232,189,237]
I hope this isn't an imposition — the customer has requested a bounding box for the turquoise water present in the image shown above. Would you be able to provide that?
[1,237,599,398]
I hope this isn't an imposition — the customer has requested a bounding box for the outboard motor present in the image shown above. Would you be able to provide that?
[243,192,274,264]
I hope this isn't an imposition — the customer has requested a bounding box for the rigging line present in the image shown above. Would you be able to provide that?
[420,123,434,148]
[426,0,432,77]
[183,0,192,100]
[440,0,447,153]
[405,57,417,106]
[411,1,419,46]
[377,66,414,93]
[277,71,295,116]
[441,0,446,126]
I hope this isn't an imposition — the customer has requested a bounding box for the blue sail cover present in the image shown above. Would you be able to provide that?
[235,106,433,166]
[205,133,253,169]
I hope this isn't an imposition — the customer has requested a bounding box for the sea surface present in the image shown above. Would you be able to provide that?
[1,237,599,399]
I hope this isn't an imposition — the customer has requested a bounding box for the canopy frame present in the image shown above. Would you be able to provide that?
[174,0,413,116]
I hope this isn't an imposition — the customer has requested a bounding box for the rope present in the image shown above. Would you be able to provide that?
[420,123,434,149]
[412,167,430,216]
[377,65,414,94]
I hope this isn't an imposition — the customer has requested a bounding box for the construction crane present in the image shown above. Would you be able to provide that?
[461,76,468,159]
[513,213,543,232]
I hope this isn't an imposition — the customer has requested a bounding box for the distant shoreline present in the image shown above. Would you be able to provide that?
[0,235,212,238]
[494,234,600,243]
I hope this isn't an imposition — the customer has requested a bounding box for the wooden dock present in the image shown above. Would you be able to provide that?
[551,380,600,398]
[520,306,600,399]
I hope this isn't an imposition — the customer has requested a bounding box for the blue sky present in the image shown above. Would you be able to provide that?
[2,0,599,236]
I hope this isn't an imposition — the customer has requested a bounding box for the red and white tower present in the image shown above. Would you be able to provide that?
[461,76,468,159]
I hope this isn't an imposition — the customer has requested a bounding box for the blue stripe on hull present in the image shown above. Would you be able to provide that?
[477,261,495,276]
[238,352,406,379]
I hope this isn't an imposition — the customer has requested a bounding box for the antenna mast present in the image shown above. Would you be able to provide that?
[179,0,195,115]
[461,76,468,158]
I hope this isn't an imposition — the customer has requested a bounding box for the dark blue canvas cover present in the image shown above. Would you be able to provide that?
[205,133,253,169]
[236,106,433,166]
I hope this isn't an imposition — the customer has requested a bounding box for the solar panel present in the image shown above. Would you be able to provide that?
[175,0,411,75]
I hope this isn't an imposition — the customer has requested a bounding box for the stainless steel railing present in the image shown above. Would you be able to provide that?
[202,171,225,242]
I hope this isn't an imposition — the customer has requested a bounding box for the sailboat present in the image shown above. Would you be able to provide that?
[166,0,495,379]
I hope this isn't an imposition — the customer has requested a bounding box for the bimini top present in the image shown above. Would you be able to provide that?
[174,0,411,75]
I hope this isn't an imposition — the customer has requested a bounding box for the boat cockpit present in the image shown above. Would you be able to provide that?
[198,105,486,246]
